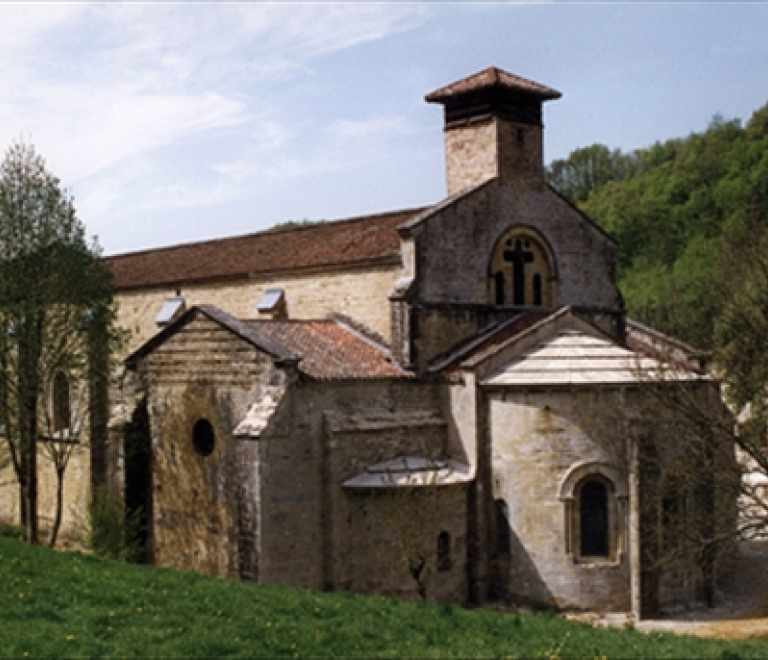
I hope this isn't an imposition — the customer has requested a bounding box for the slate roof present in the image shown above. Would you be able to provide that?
[425,66,561,104]
[430,310,550,375]
[342,457,473,489]
[107,208,426,291]
[127,305,411,381]
[481,330,683,386]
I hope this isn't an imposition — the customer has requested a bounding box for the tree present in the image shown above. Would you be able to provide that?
[628,372,739,611]
[628,217,768,592]
[546,144,639,203]
[0,142,118,545]
[711,218,768,541]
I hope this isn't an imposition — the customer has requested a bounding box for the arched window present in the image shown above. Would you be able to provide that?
[53,372,70,433]
[437,531,452,572]
[560,462,627,564]
[579,479,609,558]
[489,227,556,307]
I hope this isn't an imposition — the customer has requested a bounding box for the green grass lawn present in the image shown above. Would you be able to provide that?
[0,536,766,659]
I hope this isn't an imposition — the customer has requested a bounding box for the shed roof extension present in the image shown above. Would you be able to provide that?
[107,208,426,291]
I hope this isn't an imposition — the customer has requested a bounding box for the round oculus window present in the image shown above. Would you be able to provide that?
[193,419,215,457]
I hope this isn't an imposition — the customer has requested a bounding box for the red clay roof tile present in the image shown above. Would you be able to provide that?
[245,319,410,380]
[425,67,561,104]
[107,208,426,291]
[128,305,412,380]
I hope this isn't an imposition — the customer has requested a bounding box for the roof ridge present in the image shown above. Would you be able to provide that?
[329,312,391,353]
[106,206,429,260]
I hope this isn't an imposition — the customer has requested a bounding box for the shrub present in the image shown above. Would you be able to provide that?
[82,485,144,562]
[0,522,25,540]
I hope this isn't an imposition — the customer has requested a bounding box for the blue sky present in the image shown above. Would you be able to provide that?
[2,3,767,255]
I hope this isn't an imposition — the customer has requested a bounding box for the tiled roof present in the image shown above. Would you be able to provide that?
[244,318,411,380]
[425,67,561,104]
[107,208,426,290]
[128,305,410,380]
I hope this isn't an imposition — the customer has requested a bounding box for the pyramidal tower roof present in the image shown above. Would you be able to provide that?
[425,66,561,105]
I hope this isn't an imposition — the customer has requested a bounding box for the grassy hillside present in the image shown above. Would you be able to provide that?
[1,537,767,658]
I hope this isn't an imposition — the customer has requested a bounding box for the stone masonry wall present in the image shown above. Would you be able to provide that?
[487,387,632,611]
[254,377,469,601]
[138,312,286,578]
[116,262,401,355]
[445,121,498,196]
[404,179,621,366]
[444,118,544,196]
[0,442,89,546]
[413,179,620,310]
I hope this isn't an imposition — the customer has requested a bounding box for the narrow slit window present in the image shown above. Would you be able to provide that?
[494,272,505,305]
[437,531,452,572]
[53,372,70,433]
[533,273,543,306]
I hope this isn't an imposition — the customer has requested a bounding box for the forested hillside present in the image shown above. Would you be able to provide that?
[547,102,768,349]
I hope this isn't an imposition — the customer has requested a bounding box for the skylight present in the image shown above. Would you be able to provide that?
[155,297,185,326]
[257,289,284,313]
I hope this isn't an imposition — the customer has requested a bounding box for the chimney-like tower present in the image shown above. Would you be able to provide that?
[426,67,561,196]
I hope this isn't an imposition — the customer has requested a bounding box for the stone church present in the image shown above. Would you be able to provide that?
[1,67,727,616]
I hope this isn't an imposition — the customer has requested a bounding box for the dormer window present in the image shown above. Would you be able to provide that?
[155,297,186,327]
[257,289,286,320]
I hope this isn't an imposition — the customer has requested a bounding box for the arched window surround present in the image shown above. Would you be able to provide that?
[488,225,558,307]
[559,461,628,564]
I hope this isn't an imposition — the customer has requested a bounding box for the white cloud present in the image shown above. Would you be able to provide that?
[0,4,84,58]
[326,116,414,141]
[0,3,431,252]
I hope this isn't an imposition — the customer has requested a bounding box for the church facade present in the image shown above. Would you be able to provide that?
[1,67,728,616]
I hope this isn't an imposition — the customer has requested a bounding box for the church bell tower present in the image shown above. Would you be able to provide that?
[426,67,561,196]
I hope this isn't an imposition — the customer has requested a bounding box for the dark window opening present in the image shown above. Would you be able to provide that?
[53,372,70,433]
[495,499,511,556]
[661,486,686,550]
[125,399,152,562]
[516,127,525,145]
[437,531,452,572]
[533,273,543,306]
[503,239,534,305]
[494,271,505,305]
[492,229,554,309]
[580,480,609,557]
[193,419,215,457]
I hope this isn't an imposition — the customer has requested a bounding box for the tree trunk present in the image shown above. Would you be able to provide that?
[49,466,65,547]
[19,313,43,545]
[23,438,37,544]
